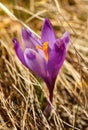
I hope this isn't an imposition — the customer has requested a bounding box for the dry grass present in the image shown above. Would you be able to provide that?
[0,0,88,130]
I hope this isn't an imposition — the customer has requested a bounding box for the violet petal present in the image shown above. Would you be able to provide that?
[21,28,41,49]
[61,31,70,50]
[47,39,67,80]
[24,48,47,81]
[12,38,27,67]
[41,18,56,49]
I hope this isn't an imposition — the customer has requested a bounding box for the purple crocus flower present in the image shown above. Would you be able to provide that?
[12,18,70,114]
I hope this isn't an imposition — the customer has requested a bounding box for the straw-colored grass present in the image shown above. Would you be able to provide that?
[0,0,88,130]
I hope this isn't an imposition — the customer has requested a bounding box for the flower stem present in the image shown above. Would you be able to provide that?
[44,89,53,116]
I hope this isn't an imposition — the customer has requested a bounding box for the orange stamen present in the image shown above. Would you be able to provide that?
[36,41,49,61]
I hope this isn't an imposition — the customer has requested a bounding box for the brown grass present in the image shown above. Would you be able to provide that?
[0,0,88,130]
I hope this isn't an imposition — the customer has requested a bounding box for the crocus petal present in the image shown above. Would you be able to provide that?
[61,31,70,50]
[37,49,46,60]
[41,18,56,49]
[21,28,41,49]
[47,39,67,80]
[24,48,47,81]
[12,38,27,67]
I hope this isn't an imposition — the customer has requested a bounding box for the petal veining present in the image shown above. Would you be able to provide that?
[21,28,41,49]
[47,39,67,79]
[24,48,47,80]
[41,18,56,49]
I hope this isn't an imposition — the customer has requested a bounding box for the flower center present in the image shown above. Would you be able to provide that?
[36,41,49,61]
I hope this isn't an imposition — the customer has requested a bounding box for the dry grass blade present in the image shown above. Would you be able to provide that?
[0,2,40,38]
[14,5,45,22]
